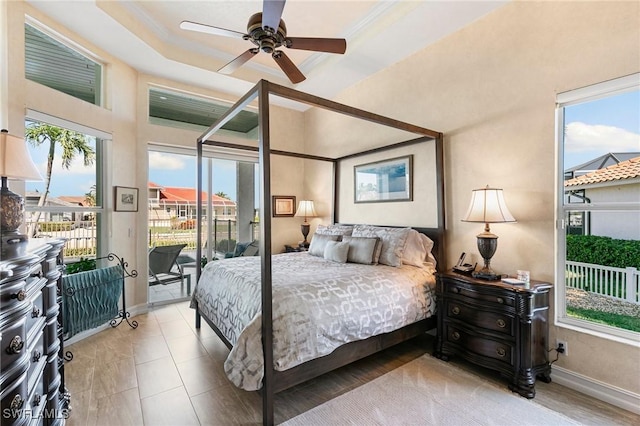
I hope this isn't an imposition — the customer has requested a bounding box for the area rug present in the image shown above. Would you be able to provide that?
[282,354,581,425]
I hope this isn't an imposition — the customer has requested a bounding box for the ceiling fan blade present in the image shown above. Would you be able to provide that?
[218,49,259,74]
[262,0,286,32]
[272,50,305,84]
[286,37,347,54]
[180,20,245,39]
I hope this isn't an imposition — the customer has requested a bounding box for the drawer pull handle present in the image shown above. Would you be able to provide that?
[452,287,461,294]
[33,350,42,362]
[451,331,460,341]
[31,271,43,278]
[33,394,41,407]
[496,297,504,304]
[6,336,24,354]
[32,307,41,318]
[11,290,27,301]
[10,394,24,410]
[497,319,506,328]
[452,306,461,315]
[496,347,506,357]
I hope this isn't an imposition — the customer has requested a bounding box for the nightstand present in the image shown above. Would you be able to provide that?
[284,244,307,253]
[434,271,552,398]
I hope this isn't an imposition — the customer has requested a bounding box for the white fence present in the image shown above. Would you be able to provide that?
[566,261,640,304]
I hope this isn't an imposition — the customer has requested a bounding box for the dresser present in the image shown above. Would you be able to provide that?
[434,271,552,398]
[1,239,68,425]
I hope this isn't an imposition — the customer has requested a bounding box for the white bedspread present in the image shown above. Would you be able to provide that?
[190,252,436,390]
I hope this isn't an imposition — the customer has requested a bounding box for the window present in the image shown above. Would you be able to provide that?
[556,74,640,343]
[25,22,102,105]
[24,113,110,261]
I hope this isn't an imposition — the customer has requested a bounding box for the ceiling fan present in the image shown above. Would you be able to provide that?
[179,0,347,84]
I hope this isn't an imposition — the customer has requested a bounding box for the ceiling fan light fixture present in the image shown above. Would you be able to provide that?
[181,0,347,84]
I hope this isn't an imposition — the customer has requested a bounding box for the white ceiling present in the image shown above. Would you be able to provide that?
[27,0,508,104]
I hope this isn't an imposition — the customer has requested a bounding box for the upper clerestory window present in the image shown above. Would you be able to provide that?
[25,22,102,106]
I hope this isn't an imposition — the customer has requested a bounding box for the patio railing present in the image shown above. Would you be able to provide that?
[566,261,640,304]
[27,218,259,262]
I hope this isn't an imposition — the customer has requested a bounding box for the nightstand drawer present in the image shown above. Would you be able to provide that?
[445,282,515,308]
[446,299,515,336]
[444,324,514,366]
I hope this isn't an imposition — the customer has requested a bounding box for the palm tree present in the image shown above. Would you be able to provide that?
[25,122,95,236]
[215,191,229,199]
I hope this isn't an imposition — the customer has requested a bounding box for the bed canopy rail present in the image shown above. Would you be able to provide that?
[195,79,443,425]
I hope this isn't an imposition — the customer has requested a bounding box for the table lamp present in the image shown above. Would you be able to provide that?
[461,185,516,280]
[294,200,317,247]
[1,129,43,256]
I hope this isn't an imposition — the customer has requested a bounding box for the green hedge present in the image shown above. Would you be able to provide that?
[566,235,640,268]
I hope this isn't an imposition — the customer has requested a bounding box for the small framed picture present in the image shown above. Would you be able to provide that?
[272,195,296,217]
[114,186,139,212]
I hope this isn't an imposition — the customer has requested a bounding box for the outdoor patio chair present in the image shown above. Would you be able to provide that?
[148,244,191,294]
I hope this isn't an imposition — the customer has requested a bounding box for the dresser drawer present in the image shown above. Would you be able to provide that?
[0,369,29,426]
[26,329,47,391]
[444,281,515,308]
[1,316,28,375]
[24,291,45,340]
[446,299,515,336]
[443,323,514,367]
[26,368,47,424]
[0,278,28,313]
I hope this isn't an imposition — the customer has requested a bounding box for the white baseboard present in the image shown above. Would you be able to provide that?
[552,366,640,415]
[64,302,149,346]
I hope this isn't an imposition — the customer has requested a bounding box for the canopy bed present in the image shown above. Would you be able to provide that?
[192,80,444,425]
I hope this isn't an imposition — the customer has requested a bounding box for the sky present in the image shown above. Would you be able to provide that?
[563,90,640,168]
[24,89,639,199]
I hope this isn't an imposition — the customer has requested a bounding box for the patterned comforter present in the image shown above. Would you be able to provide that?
[190,252,436,390]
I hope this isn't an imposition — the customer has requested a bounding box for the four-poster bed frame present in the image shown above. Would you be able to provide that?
[194,79,444,425]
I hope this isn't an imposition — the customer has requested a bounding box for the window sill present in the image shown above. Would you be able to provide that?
[555,316,640,348]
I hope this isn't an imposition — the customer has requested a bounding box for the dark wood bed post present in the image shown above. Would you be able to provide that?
[257,81,275,426]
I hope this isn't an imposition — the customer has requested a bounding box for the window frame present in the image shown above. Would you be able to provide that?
[555,73,640,346]
[25,110,112,259]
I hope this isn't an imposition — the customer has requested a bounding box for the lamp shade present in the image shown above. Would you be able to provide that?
[462,186,516,224]
[294,200,317,220]
[0,130,42,181]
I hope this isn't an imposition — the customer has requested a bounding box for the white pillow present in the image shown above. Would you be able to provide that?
[402,229,437,268]
[352,225,411,267]
[323,240,349,263]
[342,236,380,265]
[308,234,339,257]
[314,224,354,237]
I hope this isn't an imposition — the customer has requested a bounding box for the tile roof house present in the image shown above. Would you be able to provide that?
[148,182,237,222]
[564,155,640,239]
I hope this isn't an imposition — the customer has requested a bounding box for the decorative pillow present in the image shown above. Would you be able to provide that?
[314,224,354,237]
[240,240,259,256]
[308,234,340,257]
[402,230,436,268]
[352,225,411,267]
[342,236,380,265]
[323,240,349,263]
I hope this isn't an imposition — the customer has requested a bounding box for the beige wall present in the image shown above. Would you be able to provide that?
[327,0,639,397]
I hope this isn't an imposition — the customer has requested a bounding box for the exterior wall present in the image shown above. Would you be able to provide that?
[585,184,640,239]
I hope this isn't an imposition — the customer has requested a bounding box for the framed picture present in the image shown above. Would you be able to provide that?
[114,186,139,212]
[272,195,296,217]
[354,155,413,203]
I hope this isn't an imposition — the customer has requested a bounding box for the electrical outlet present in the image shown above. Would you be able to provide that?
[556,339,568,356]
